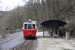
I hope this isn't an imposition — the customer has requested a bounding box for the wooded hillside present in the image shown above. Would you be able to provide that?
[0,0,75,36]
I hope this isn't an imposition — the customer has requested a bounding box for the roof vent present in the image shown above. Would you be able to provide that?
[29,19,31,22]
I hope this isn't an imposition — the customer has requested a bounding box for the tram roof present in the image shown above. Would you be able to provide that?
[23,21,36,24]
[41,20,67,27]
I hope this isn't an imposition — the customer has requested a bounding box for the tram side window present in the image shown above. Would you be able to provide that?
[33,24,35,29]
[25,24,27,29]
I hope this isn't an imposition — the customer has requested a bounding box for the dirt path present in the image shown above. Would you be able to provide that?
[37,38,75,50]
[36,31,75,50]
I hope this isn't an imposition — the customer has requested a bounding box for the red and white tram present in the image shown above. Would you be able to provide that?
[22,19,37,39]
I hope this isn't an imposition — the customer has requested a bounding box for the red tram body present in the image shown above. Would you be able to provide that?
[22,19,36,38]
[23,29,36,38]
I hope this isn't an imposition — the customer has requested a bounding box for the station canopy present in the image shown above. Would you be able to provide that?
[41,20,67,27]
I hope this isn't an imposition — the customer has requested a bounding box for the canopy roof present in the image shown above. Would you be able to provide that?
[41,20,67,27]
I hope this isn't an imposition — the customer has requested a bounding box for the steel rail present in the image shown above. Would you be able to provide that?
[0,32,22,44]
[13,40,33,50]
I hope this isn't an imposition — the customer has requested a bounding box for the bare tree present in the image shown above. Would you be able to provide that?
[1,0,75,31]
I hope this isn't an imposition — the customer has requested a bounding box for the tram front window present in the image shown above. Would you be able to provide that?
[33,24,35,29]
[28,24,32,29]
[25,24,27,29]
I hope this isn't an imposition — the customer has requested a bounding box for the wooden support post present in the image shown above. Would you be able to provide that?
[63,26,64,38]
[53,26,55,38]
[53,32,54,38]
[57,30,59,36]
[66,31,70,39]
[57,27,59,36]
[43,26,44,38]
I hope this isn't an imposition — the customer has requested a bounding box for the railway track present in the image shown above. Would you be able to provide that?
[13,40,37,50]
[0,32,22,44]
[0,31,37,50]
[27,41,33,50]
[13,40,26,50]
